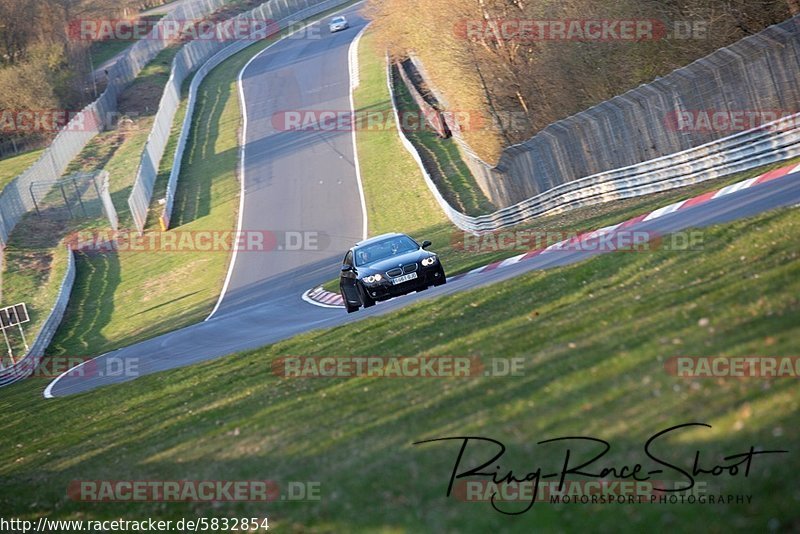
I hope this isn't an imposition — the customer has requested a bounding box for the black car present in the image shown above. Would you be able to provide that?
[339,233,446,313]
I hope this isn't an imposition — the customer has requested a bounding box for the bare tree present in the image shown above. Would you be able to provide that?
[0,0,40,65]
[367,0,793,162]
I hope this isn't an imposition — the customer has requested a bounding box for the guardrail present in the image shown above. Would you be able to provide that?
[0,0,228,247]
[129,0,354,233]
[387,57,800,234]
[0,248,75,387]
[418,16,800,211]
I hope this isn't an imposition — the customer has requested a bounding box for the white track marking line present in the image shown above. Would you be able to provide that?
[207,9,359,321]
[643,199,688,221]
[44,350,116,399]
[543,240,567,252]
[349,23,371,241]
[712,177,757,200]
[498,254,525,268]
[302,161,800,309]
[596,223,622,234]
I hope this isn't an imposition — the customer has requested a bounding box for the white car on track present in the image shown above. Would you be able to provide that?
[329,16,350,33]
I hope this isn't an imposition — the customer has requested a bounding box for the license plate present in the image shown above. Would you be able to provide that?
[391,272,418,285]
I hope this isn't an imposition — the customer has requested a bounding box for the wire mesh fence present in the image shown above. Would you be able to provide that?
[440,16,800,208]
[28,171,117,230]
[0,0,227,247]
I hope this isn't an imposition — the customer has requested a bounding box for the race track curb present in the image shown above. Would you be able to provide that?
[303,162,800,309]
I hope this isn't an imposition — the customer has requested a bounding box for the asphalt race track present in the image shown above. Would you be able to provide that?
[45,5,800,397]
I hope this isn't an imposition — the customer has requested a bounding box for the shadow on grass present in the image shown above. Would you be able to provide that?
[171,84,235,226]
[391,64,495,216]
[46,252,122,356]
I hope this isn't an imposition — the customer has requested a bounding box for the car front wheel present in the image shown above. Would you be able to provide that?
[358,283,376,308]
[341,288,360,313]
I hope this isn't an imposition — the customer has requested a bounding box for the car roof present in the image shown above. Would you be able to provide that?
[332,16,346,20]
[354,232,408,248]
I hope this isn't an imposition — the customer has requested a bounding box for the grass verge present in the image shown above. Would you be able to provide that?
[0,13,796,532]
[0,201,797,531]
[46,3,364,357]
[90,39,138,71]
[390,65,495,216]
[0,45,182,359]
[0,149,45,189]
[46,43,247,357]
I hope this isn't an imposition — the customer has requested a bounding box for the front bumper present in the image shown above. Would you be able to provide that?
[362,266,444,301]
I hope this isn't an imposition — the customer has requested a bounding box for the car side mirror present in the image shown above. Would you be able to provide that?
[421,240,432,249]
[341,265,353,272]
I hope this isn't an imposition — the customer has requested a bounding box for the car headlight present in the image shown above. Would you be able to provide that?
[364,274,383,284]
[421,256,438,266]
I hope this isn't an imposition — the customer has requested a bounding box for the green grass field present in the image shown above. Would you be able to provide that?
[1,201,797,532]
[45,3,363,358]
[1,3,363,360]
[0,45,183,359]
[90,40,137,71]
[0,148,44,189]
[89,14,168,68]
[46,42,249,357]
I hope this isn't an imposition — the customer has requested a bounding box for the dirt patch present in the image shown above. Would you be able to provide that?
[9,251,54,279]
[118,64,176,116]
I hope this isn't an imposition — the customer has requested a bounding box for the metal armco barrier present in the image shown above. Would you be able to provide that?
[0,248,75,387]
[0,0,228,247]
[442,16,800,210]
[391,15,800,233]
[129,0,354,233]
[387,58,800,234]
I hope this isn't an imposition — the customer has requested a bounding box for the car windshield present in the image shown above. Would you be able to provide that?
[354,236,418,266]
[332,17,346,23]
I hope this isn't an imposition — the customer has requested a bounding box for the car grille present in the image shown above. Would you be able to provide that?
[386,263,418,278]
